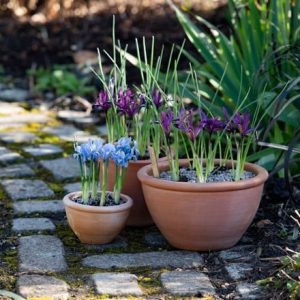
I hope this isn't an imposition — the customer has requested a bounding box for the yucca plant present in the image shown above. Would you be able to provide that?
[125,0,300,175]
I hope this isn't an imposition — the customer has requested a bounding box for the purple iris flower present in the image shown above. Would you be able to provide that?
[175,108,203,141]
[152,89,163,109]
[223,107,236,133]
[116,89,142,118]
[200,111,224,134]
[233,112,254,137]
[94,90,111,112]
[161,110,173,135]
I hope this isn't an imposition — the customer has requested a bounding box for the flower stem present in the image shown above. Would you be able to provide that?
[100,160,108,206]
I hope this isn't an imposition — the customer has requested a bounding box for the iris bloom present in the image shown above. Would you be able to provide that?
[200,111,224,134]
[94,91,111,112]
[161,110,173,135]
[152,89,163,109]
[175,109,203,141]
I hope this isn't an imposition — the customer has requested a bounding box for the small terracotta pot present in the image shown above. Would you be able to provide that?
[106,159,156,227]
[138,159,268,251]
[63,191,133,244]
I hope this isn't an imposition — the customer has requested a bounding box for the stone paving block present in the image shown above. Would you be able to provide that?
[0,146,21,162]
[13,218,55,232]
[83,251,203,269]
[0,88,29,102]
[23,144,63,156]
[2,179,54,201]
[237,282,264,299]
[19,235,67,272]
[0,123,23,130]
[64,182,81,193]
[0,113,49,125]
[13,200,64,214]
[0,102,25,114]
[43,125,101,142]
[92,272,143,296]
[40,157,80,180]
[160,271,215,296]
[144,231,168,247]
[17,274,69,300]
[0,163,34,178]
[96,125,108,136]
[0,131,36,143]
[225,263,254,281]
[85,236,128,251]
[219,245,256,262]
[58,110,99,127]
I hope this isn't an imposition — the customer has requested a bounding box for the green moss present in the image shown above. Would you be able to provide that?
[138,271,161,295]
[48,183,65,194]
[3,249,18,271]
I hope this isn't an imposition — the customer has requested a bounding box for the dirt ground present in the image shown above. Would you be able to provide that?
[0,0,227,78]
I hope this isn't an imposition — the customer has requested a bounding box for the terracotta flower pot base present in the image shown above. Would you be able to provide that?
[63,191,133,244]
[138,159,268,251]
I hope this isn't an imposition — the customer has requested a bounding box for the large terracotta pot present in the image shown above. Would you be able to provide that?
[106,159,155,227]
[63,191,133,244]
[138,159,268,251]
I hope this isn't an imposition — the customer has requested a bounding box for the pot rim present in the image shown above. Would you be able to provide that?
[101,156,167,165]
[63,191,133,213]
[137,159,268,192]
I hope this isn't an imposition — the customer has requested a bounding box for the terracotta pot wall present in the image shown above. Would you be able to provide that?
[105,159,155,226]
[63,191,133,244]
[138,160,268,251]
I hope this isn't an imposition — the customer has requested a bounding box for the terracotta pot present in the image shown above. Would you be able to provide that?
[138,159,268,251]
[106,159,156,227]
[63,191,133,244]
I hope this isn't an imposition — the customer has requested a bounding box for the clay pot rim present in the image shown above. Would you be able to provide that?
[137,159,268,192]
[63,191,133,213]
[100,157,167,165]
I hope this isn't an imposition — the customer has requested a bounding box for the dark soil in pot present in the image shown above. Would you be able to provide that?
[71,193,126,207]
[160,166,255,183]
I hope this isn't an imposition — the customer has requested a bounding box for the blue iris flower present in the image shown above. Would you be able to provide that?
[100,143,115,162]
[111,150,128,167]
[73,139,103,162]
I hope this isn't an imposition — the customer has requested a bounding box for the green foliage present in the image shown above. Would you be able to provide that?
[28,65,95,96]
[258,251,300,300]
[173,0,300,105]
